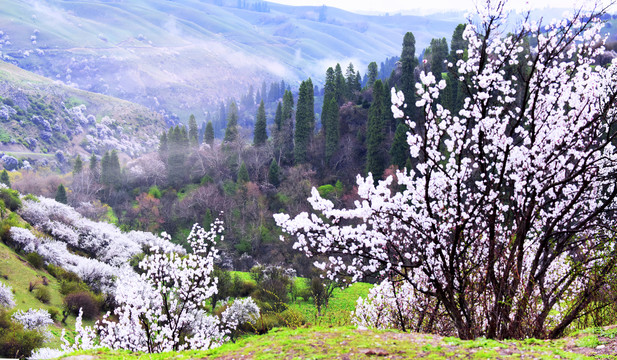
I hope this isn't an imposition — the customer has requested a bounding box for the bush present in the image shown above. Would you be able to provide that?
[64,291,100,320]
[231,275,257,298]
[34,287,50,304]
[47,264,80,283]
[0,308,45,359]
[250,265,293,311]
[0,188,21,211]
[48,308,60,322]
[25,252,44,269]
[59,280,89,296]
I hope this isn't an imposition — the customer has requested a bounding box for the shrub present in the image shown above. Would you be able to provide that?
[48,308,59,322]
[250,265,293,311]
[64,291,100,320]
[59,280,89,296]
[0,282,15,308]
[26,252,44,269]
[34,287,50,304]
[0,308,45,359]
[0,187,21,211]
[231,275,257,298]
[47,265,80,283]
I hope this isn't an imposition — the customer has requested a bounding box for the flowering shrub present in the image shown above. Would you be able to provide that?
[12,308,53,332]
[94,221,258,352]
[0,281,15,309]
[276,3,617,340]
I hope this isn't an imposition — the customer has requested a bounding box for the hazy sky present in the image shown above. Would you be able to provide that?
[268,0,592,14]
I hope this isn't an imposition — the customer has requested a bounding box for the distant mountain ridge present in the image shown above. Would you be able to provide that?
[0,0,463,120]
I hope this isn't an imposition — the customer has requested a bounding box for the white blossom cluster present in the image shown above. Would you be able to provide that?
[12,196,182,293]
[12,308,53,332]
[351,279,451,334]
[276,4,617,339]
[221,297,260,330]
[0,281,15,308]
[92,221,258,353]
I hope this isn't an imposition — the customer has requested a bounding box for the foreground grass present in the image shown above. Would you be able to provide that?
[60,325,617,359]
[0,241,87,348]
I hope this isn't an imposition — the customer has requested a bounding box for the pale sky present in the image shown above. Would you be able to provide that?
[268,0,597,15]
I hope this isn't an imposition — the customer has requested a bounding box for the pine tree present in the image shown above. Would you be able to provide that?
[279,91,295,164]
[109,150,121,188]
[159,131,168,162]
[321,67,336,133]
[400,32,419,120]
[366,80,388,183]
[294,79,313,164]
[224,101,239,143]
[237,161,249,183]
[324,97,339,165]
[268,159,280,187]
[274,101,283,131]
[72,155,83,175]
[218,102,227,138]
[334,63,346,105]
[254,100,268,146]
[390,122,410,170]
[55,184,68,204]
[345,63,356,100]
[0,170,10,188]
[89,153,99,181]
[101,151,111,185]
[188,114,199,147]
[205,121,215,146]
[367,62,378,87]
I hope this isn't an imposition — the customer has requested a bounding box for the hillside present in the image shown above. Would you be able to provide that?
[59,326,617,359]
[0,0,462,120]
[0,60,165,170]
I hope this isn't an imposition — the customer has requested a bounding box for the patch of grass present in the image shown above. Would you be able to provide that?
[575,335,601,348]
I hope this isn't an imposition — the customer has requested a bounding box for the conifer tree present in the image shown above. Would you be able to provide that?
[324,97,339,166]
[55,184,68,204]
[159,131,168,162]
[254,100,268,146]
[224,101,239,143]
[73,155,83,175]
[400,32,419,120]
[101,151,111,185]
[237,161,249,183]
[188,114,199,147]
[268,159,280,187]
[109,150,121,188]
[334,64,346,105]
[204,121,215,146]
[390,122,410,170]
[274,101,283,131]
[89,153,99,180]
[321,67,336,133]
[366,80,388,182]
[345,63,356,100]
[218,102,226,138]
[278,91,295,164]
[0,170,10,188]
[367,62,378,87]
[294,79,313,164]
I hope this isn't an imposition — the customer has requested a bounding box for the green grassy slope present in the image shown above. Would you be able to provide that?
[0,241,89,348]
[60,325,617,359]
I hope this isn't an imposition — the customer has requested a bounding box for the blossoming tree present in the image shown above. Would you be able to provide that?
[275,2,617,339]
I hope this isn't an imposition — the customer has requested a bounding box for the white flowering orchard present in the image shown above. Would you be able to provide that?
[276,2,617,339]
